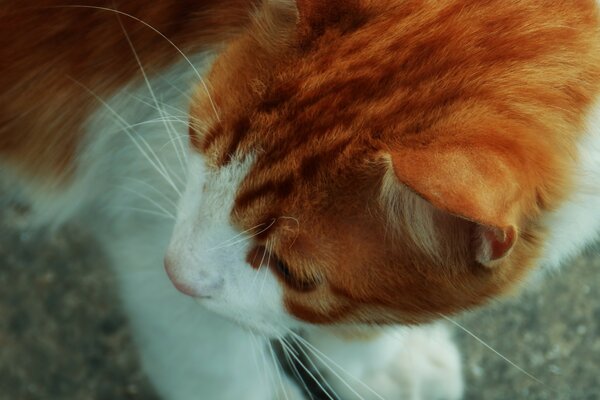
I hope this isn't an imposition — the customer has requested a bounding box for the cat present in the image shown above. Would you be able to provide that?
[2,0,600,399]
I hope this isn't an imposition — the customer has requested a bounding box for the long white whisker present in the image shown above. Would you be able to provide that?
[251,243,270,290]
[287,329,386,400]
[55,4,220,121]
[116,16,185,187]
[256,333,278,397]
[268,341,291,400]
[282,335,337,400]
[107,118,187,136]
[122,177,179,208]
[208,219,277,252]
[158,98,188,173]
[278,337,315,400]
[159,134,193,152]
[115,206,174,220]
[119,186,175,219]
[208,223,266,250]
[161,76,194,101]
[441,315,545,386]
[248,332,270,392]
[148,99,210,130]
[68,78,182,196]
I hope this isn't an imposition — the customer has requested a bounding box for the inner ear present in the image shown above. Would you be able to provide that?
[475,224,517,266]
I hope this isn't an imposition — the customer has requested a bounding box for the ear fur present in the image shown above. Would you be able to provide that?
[382,138,523,266]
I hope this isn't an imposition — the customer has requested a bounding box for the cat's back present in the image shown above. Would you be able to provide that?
[0,0,254,182]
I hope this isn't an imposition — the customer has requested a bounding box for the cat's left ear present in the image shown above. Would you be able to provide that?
[385,139,528,266]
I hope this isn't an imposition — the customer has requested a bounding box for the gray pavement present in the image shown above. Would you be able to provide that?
[1,200,598,400]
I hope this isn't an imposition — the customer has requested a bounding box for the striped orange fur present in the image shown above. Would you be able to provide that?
[189,0,600,324]
[2,0,600,326]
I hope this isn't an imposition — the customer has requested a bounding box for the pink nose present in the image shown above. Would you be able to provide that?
[163,257,200,297]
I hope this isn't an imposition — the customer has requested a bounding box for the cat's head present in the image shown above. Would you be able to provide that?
[165,0,600,335]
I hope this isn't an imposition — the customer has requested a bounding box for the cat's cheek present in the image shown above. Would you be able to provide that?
[201,268,298,336]
[165,152,301,335]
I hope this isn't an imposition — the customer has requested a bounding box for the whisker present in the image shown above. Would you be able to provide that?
[278,216,300,248]
[287,329,385,400]
[268,341,291,400]
[107,117,187,136]
[248,331,270,393]
[124,95,192,159]
[131,94,191,166]
[54,4,221,121]
[441,315,546,386]
[208,223,266,251]
[278,337,315,400]
[159,134,193,152]
[114,206,174,220]
[116,15,185,187]
[161,77,194,101]
[128,94,190,122]
[251,243,270,291]
[157,98,188,173]
[119,186,175,219]
[282,334,337,400]
[122,177,179,209]
[208,218,277,252]
[68,78,183,196]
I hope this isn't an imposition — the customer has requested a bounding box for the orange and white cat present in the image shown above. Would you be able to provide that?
[2,1,600,399]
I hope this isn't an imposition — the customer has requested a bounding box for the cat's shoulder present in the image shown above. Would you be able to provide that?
[541,102,600,269]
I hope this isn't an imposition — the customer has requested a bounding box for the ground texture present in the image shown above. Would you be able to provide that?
[1,200,598,400]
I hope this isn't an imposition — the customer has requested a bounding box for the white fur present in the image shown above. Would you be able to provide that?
[166,152,299,336]
[13,47,600,400]
[73,51,468,399]
[72,55,292,400]
[305,324,463,400]
[541,102,600,269]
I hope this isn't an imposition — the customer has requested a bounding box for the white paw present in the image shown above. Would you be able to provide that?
[306,324,463,400]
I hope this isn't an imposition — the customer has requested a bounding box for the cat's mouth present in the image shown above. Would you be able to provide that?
[197,298,290,338]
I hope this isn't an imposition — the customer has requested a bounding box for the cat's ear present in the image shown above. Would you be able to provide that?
[384,141,525,266]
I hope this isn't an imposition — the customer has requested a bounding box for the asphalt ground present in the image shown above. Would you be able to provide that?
[1,199,598,400]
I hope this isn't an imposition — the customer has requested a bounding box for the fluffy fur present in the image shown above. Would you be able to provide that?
[2,1,600,399]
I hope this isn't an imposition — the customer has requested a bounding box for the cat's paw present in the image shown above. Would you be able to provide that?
[358,326,463,400]
[307,324,463,400]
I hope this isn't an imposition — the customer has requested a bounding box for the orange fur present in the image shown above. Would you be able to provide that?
[3,0,600,326]
[191,0,600,324]
[0,0,258,183]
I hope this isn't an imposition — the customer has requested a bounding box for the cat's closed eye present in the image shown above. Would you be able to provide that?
[270,252,319,292]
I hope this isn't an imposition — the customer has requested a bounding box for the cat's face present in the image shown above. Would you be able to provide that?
[165,0,600,335]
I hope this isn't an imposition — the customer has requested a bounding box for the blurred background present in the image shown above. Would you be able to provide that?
[1,196,599,400]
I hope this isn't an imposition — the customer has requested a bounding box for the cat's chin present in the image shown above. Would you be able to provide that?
[194,298,295,339]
